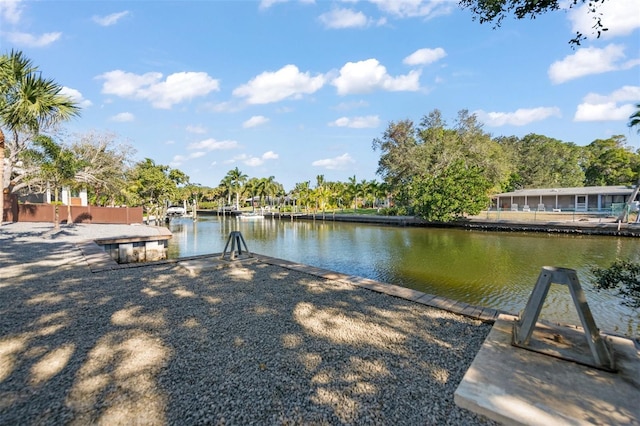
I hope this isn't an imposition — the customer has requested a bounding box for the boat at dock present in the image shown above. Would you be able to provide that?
[237,212,264,220]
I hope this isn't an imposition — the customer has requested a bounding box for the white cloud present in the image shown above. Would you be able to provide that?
[5,31,61,47]
[569,0,640,40]
[0,0,23,24]
[332,58,421,95]
[259,0,313,9]
[312,153,355,170]
[92,11,130,27]
[548,44,637,84]
[259,0,288,9]
[319,8,369,29]
[475,107,561,126]
[110,112,135,122]
[574,86,640,122]
[243,115,270,128]
[60,86,92,108]
[188,138,239,151]
[233,64,325,104]
[171,151,206,167]
[186,125,207,134]
[574,103,635,122]
[403,47,446,66]
[582,85,640,104]
[368,0,453,19]
[232,151,279,167]
[97,70,220,109]
[329,115,380,128]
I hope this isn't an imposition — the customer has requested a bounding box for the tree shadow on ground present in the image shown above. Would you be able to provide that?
[0,237,497,425]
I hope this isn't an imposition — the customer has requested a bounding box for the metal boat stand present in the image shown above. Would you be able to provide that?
[221,231,252,261]
[512,266,615,371]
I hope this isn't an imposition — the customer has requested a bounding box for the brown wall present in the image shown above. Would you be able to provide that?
[2,198,142,224]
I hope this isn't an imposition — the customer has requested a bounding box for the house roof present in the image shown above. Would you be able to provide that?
[495,185,635,198]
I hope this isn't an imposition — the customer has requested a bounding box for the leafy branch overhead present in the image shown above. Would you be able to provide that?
[459,0,608,45]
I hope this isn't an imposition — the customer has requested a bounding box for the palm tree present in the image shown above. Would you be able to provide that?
[219,175,233,207]
[0,50,80,224]
[347,175,358,210]
[260,176,281,208]
[629,103,640,134]
[27,135,81,229]
[222,167,247,210]
[244,177,261,212]
[292,181,311,213]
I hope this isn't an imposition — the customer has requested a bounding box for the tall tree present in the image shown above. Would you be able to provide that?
[0,50,80,223]
[259,176,282,207]
[70,131,135,206]
[513,134,585,188]
[244,177,261,211]
[223,167,247,210]
[583,136,639,186]
[372,119,420,207]
[346,175,358,210]
[292,181,311,213]
[374,109,507,220]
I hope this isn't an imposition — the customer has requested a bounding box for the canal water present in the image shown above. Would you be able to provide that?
[166,216,640,337]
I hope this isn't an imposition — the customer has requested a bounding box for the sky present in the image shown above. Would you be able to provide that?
[0,0,639,191]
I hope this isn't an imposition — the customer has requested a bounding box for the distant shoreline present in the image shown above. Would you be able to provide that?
[196,209,640,237]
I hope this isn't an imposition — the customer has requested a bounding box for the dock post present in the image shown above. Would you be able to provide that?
[220,231,252,260]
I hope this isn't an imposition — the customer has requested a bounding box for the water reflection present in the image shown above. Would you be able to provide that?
[167,216,639,336]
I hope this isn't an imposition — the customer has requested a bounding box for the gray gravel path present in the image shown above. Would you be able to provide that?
[0,223,496,425]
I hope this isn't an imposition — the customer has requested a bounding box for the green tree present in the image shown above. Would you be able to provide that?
[583,136,638,186]
[410,160,492,222]
[372,119,420,207]
[374,109,506,220]
[259,176,282,208]
[346,175,358,210]
[222,167,247,210]
[0,50,80,223]
[26,135,83,228]
[506,134,585,188]
[125,159,188,219]
[292,181,312,213]
[459,0,609,46]
[592,260,640,308]
[244,177,261,211]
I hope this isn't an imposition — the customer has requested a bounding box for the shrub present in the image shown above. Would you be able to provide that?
[592,260,640,307]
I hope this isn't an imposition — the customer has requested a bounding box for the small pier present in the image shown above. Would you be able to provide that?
[94,229,172,264]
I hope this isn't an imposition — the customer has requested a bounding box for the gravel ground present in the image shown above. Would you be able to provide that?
[0,222,496,425]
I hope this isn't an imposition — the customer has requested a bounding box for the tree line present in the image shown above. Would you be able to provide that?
[373,109,640,221]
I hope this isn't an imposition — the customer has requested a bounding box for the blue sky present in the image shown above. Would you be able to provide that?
[1,0,638,191]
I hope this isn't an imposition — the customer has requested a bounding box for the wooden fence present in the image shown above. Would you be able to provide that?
[2,195,143,224]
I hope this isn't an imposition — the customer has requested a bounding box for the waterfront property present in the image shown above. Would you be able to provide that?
[494,185,636,213]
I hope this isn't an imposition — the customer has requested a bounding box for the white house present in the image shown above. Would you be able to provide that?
[494,186,636,213]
